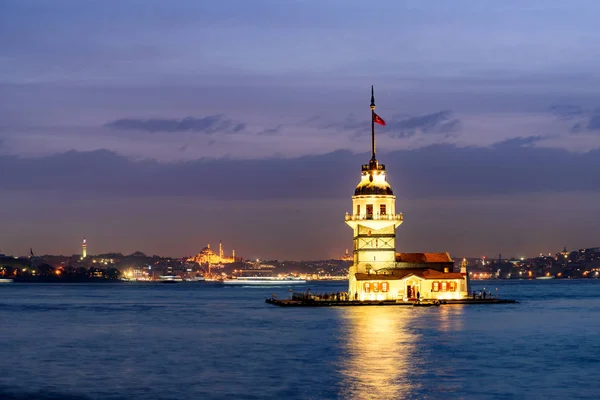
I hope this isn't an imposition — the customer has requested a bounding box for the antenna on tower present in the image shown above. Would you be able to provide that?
[370,85,376,162]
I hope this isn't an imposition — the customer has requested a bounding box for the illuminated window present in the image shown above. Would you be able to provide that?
[373,282,380,292]
[449,282,456,291]
[441,282,448,291]
[364,282,371,292]
[432,282,439,292]
[380,204,386,215]
[366,204,373,219]
[381,282,389,292]
[356,204,360,215]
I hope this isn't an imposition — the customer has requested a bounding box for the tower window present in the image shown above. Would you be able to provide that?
[366,204,373,219]
[380,204,387,216]
[356,204,360,215]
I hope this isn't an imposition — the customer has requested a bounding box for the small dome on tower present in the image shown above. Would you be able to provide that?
[354,163,394,196]
[354,179,394,196]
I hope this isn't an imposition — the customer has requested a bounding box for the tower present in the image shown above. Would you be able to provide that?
[345,87,403,298]
[219,241,223,262]
[82,238,87,259]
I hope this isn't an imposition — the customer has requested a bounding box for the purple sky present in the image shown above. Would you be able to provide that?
[1,0,600,259]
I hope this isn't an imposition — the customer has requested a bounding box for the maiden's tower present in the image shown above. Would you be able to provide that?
[345,87,470,302]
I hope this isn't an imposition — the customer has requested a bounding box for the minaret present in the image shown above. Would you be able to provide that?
[232,249,235,261]
[82,238,87,259]
[345,87,403,299]
[219,241,223,263]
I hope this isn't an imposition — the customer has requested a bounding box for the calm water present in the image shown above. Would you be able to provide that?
[1,280,599,400]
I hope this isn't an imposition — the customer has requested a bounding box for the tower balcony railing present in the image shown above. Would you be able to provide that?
[345,213,403,222]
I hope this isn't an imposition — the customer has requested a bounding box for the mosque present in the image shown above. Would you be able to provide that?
[344,87,470,302]
[187,241,238,265]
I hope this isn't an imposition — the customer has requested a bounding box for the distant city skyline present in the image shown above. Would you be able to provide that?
[1,1,600,259]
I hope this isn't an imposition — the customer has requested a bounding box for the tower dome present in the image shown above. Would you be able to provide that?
[354,163,394,196]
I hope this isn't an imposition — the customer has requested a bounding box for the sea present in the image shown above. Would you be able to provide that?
[1,280,599,400]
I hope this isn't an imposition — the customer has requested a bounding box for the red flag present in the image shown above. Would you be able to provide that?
[373,113,386,126]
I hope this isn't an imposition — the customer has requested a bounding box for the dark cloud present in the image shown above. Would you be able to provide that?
[570,122,583,133]
[331,111,460,139]
[3,144,600,258]
[2,142,600,201]
[587,114,600,131]
[385,111,460,138]
[103,115,246,134]
[257,125,283,136]
[568,110,600,134]
[548,104,586,118]
[491,136,542,148]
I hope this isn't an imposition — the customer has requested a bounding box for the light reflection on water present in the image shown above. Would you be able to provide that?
[339,307,415,399]
[338,305,469,400]
[437,303,464,332]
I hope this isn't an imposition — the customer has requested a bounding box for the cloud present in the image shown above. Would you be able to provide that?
[257,124,283,136]
[3,144,600,258]
[548,104,586,119]
[325,111,460,139]
[103,115,246,134]
[492,136,542,148]
[2,143,600,201]
[544,104,600,135]
[570,122,584,133]
[567,110,600,134]
[385,111,460,138]
[587,114,600,131]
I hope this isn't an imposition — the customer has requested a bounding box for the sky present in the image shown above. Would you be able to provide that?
[1,0,600,259]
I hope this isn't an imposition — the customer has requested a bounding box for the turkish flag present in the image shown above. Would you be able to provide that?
[373,113,386,126]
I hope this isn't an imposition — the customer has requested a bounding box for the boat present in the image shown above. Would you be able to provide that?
[222,276,307,285]
[158,275,183,283]
[535,276,555,280]
[185,276,206,282]
[0,278,13,283]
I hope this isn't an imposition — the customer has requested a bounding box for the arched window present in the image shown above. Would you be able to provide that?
[366,204,373,219]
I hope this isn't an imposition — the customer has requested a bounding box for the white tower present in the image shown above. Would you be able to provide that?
[345,87,403,299]
[82,238,87,259]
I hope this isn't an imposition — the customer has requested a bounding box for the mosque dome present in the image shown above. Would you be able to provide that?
[199,246,216,256]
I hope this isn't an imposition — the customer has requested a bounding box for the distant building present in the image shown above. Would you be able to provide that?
[187,241,238,265]
[81,238,87,259]
[339,249,353,261]
[345,88,470,301]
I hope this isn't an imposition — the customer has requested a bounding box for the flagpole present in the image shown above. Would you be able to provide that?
[370,85,376,162]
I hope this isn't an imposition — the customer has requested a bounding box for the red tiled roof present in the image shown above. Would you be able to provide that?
[420,270,464,279]
[355,268,464,281]
[396,252,453,263]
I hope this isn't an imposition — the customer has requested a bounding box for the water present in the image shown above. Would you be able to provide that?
[1,280,599,400]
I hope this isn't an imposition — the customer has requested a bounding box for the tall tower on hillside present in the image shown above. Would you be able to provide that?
[345,87,403,298]
[82,238,87,259]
